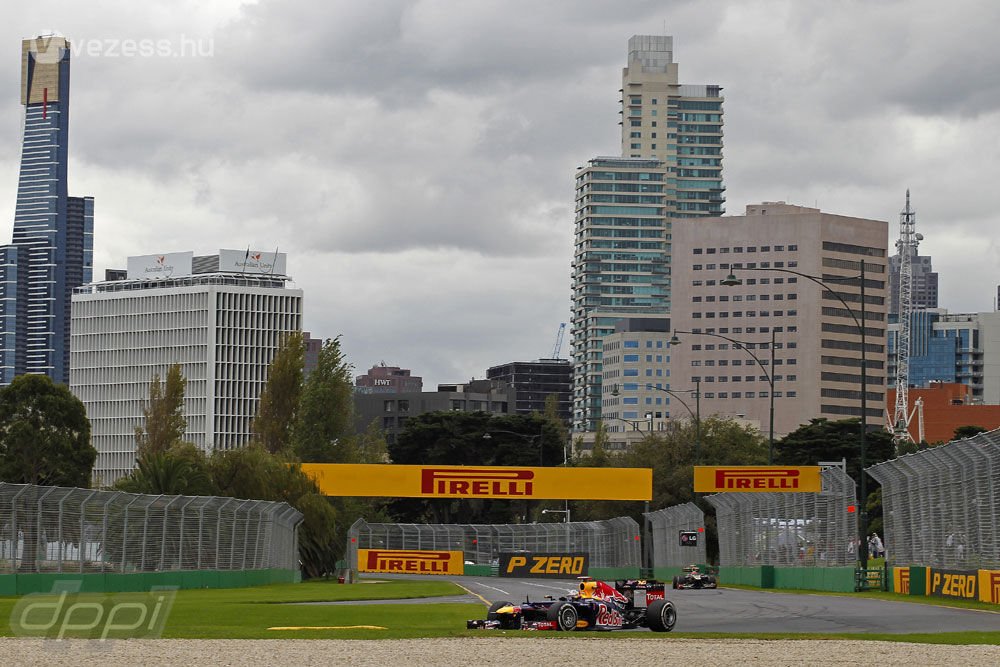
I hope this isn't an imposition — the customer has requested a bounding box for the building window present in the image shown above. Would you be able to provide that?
[384,401,394,412]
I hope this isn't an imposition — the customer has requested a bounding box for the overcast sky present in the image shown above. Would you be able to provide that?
[2,1,998,388]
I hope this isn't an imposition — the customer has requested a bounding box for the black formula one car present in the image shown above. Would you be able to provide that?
[466,578,676,632]
[672,565,718,589]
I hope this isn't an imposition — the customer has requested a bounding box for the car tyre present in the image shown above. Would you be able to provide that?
[672,575,680,589]
[646,599,676,632]
[546,601,579,631]
[706,575,717,588]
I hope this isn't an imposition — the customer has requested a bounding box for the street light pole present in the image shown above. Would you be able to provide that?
[672,329,774,462]
[722,263,871,571]
[620,383,701,462]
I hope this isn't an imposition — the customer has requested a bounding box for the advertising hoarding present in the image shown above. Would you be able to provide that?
[126,252,193,280]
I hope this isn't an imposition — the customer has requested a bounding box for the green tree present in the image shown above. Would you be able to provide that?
[209,445,340,578]
[952,424,987,441]
[253,331,305,454]
[116,443,216,496]
[388,411,563,524]
[135,364,188,458]
[0,374,96,572]
[773,418,894,483]
[355,418,389,463]
[0,374,95,486]
[292,336,356,462]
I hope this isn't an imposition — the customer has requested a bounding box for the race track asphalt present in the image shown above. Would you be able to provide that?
[358,574,1000,634]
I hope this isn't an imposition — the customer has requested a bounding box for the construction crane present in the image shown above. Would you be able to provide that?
[890,190,922,446]
[550,323,567,359]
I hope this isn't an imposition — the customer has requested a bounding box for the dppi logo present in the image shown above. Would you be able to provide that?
[595,603,623,628]
[421,468,534,497]
[715,468,801,490]
[10,582,175,640]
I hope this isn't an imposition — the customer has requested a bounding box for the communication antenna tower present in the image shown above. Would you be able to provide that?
[890,190,922,446]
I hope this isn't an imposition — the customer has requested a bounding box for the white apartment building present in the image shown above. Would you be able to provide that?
[70,250,302,485]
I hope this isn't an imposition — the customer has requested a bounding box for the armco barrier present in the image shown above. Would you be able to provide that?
[0,568,299,596]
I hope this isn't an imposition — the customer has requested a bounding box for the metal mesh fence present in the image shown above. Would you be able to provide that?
[0,483,303,573]
[348,517,641,570]
[706,468,858,567]
[866,429,1000,569]
[646,502,706,568]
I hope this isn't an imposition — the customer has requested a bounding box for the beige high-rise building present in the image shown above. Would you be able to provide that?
[666,202,889,439]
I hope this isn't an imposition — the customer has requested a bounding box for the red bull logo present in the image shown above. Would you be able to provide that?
[421,468,534,497]
[595,603,623,627]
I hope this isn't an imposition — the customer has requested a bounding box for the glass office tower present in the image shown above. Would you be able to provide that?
[0,36,93,384]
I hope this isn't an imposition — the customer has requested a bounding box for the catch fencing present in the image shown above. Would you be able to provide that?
[707,468,857,567]
[348,516,641,569]
[0,483,302,573]
[645,502,706,569]
[866,429,1000,569]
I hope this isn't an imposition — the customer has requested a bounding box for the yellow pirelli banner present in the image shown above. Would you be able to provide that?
[301,464,652,500]
[358,549,464,575]
[980,569,1000,604]
[693,466,822,493]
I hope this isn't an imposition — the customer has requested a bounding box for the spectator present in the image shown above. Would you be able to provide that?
[871,533,884,559]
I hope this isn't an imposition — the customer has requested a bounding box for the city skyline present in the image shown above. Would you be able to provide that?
[1,2,998,388]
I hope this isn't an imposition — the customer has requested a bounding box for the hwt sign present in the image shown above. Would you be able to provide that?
[694,466,822,493]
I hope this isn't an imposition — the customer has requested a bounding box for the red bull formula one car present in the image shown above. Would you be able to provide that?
[466,578,676,632]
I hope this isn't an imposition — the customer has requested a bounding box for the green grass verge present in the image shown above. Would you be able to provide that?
[0,577,996,642]
[719,584,1000,613]
[0,578,483,640]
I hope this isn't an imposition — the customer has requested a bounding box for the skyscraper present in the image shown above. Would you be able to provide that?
[0,36,93,385]
[889,247,938,316]
[571,35,724,431]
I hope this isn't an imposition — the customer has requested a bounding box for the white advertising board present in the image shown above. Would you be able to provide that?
[126,252,194,280]
[218,249,287,275]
